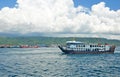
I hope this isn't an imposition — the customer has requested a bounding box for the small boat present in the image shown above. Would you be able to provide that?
[58,41,116,54]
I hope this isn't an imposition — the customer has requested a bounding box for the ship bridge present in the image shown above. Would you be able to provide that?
[66,41,84,44]
[66,41,85,49]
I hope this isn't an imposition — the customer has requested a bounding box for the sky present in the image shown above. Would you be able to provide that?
[0,0,120,40]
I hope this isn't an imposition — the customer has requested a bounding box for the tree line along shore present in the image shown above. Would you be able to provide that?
[0,37,120,48]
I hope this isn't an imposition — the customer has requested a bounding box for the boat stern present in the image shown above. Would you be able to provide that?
[110,45,116,53]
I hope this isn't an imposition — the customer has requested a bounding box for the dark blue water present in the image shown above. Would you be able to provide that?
[0,47,120,77]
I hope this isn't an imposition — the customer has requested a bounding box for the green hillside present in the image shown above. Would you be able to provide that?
[0,37,120,46]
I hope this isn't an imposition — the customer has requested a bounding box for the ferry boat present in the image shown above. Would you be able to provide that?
[58,41,116,54]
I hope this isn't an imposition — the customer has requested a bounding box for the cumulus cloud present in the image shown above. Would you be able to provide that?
[0,0,120,39]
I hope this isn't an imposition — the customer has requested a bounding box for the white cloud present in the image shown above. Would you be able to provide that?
[0,0,120,39]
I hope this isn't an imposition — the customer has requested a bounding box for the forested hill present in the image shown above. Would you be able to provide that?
[0,37,120,46]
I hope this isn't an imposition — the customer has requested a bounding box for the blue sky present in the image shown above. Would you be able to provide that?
[0,0,120,10]
[0,0,17,9]
[73,0,120,10]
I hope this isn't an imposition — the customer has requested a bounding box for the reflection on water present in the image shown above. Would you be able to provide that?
[0,47,120,77]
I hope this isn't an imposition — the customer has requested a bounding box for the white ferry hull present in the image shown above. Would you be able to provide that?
[58,45,115,54]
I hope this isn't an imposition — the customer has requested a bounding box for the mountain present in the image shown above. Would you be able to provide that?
[0,36,120,46]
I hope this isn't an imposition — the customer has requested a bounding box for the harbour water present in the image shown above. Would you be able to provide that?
[0,47,120,77]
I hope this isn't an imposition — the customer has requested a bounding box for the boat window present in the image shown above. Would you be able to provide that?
[83,45,85,47]
[90,45,92,47]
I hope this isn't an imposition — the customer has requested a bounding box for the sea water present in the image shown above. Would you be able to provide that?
[0,47,120,77]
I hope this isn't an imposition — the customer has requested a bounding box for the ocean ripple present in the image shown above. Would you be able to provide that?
[0,47,120,77]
